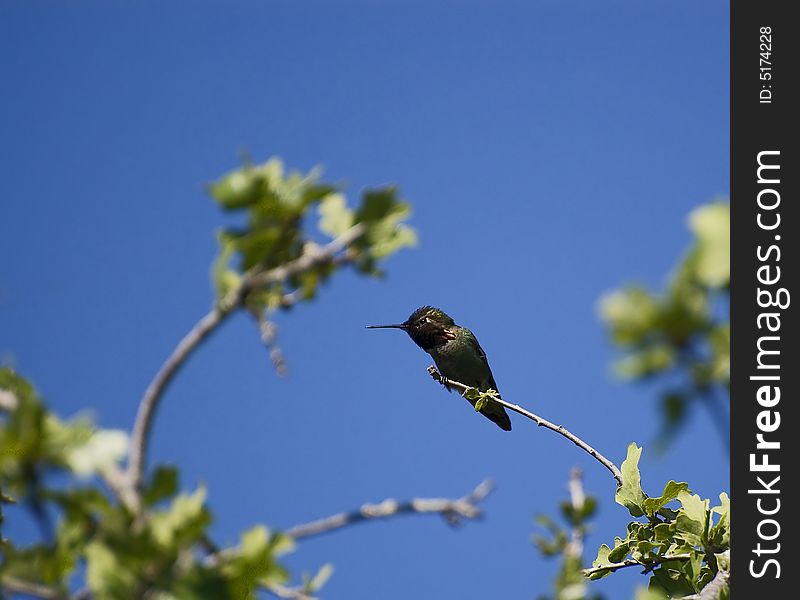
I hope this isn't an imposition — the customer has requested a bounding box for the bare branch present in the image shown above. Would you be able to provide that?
[427,367,624,487]
[241,224,365,296]
[1,576,68,600]
[285,478,494,540]
[265,582,317,600]
[125,224,367,505]
[126,308,225,507]
[100,465,138,510]
[566,467,585,558]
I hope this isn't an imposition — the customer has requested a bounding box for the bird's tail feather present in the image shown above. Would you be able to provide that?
[480,401,512,431]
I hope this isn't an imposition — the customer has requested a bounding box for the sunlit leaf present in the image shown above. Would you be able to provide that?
[150,486,210,550]
[66,429,129,478]
[688,201,730,288]
[318,193,354,237]
[616,443,646,517]
[642,480,690,517]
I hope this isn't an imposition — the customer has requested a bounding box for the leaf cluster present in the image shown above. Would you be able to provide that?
[1,367,321,599]
[599,201,730,444]
[533,474,602,600]
[589,444,730,599]
[209,157,416,313]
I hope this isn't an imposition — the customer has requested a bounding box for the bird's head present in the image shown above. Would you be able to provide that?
[367,306,455,350]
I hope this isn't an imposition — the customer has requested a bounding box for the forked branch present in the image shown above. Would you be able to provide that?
[285,478,494,540]
[124,224,366,507]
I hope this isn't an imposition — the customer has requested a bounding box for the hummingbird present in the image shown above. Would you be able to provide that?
[367,306,512,431]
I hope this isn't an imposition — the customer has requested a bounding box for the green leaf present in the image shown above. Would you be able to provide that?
[66,429,129,477]
[642,481,690,517]
[653,522,675,543]
[211,231,242,300]
[587,544,614,580]
[709,324,731,382]
[208,165,263,210]
[170,564,230,600]
[634,587,667,600]
[561,496,597,525]
[709,492,730,547]
[463,388,482,401]
[532,514,567,556]
[660,392,687,431]
[649,561,696,597]
[632,540,656,559]
[1,543,75,589]
[221,525,292,597]
[674,491,709,547]
[86,541,139,599]
[598,287,659,345]
[318,193,354,237]
[613,345,675,379]
[688,201,730,288]
[616,443,647,517]
[240,525,270,559]
[354,188,417,266]
[607,538,633,563]
[143,465,179,506]
[150,486,210,550]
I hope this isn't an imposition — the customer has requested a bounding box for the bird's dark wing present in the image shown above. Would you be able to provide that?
[465,330,500,395]
[464,330,511,430]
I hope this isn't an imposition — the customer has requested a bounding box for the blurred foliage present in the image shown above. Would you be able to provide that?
[2,166,732,600]
[1,157,416,599]
[209,157,416,312]
[599,201,730,447]
[0,366,301,599]
[533,202,731,600]
[533,470,603,600]
[589,443,729,600]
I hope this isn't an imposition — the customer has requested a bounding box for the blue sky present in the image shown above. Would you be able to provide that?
[1,2,729,598]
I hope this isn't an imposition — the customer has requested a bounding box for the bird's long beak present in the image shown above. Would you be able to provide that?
[366,323,407,330]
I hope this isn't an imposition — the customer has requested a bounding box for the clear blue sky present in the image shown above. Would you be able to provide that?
[1,2,729,598]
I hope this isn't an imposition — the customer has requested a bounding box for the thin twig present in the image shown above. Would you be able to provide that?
[265,582,317,600]
[427,367,624,487]
[253,313,288,377]
[583,553,692,577]
[285,478,494,540]
[125,224,366,505]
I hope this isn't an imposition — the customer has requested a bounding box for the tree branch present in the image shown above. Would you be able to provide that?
[285,478,494,540]
[1,576,68,600]
[265,582,317,600]
[126,308,226,507]
[125,223,367,507]
[426,367,624,487]
[582,553,692,577]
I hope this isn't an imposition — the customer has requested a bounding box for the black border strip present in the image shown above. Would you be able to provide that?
[731,1,798,594]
